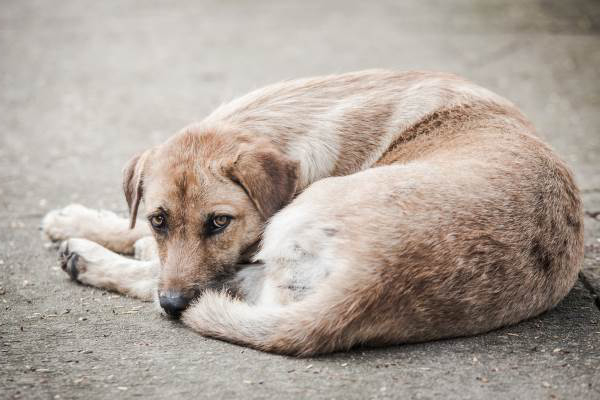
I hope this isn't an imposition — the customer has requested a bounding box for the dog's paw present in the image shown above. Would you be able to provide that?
[58,239,88,282]
[133,237,158,261]
[42,204,92,242]
[42,204,124,243]
[57,238,118,285]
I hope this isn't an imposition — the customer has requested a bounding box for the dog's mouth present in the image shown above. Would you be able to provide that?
[158,259,265,319]
[159,263,258,318]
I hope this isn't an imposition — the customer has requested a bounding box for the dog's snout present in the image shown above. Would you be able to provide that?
[159,291,191,318]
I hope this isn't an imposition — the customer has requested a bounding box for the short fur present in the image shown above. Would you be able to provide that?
[42,70,583,356]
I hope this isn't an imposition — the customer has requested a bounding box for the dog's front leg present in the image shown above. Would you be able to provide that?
[42,204,151,254]
[58,238,158,301]
[133,237,159,261]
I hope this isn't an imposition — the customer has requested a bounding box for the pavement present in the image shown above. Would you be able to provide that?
[1,1,599,399]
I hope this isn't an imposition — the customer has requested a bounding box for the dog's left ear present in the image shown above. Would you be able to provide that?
[227,143,299,220]
[122,149,153,229]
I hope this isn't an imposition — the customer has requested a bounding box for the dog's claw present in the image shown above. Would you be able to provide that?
[58,241,80,282]
[58,240,69,264]
[66,253,80,281]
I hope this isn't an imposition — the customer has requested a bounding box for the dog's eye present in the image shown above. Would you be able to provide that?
[209,215,231,233]
[150,215,166,230]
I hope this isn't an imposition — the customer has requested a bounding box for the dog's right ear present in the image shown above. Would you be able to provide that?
[122,149,153,229]
[226,141,299,220]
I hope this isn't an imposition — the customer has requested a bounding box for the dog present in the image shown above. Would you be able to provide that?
[42,70,583,356]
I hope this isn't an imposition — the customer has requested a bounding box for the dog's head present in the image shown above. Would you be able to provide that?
[123,126,298,317]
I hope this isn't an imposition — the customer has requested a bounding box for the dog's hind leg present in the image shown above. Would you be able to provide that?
[42,204,151,254]
[58,238,158,301]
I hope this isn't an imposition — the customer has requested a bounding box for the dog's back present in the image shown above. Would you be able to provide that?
[203,70,523,185]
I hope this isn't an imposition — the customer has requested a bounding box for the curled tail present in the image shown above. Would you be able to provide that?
[181,287,368,356]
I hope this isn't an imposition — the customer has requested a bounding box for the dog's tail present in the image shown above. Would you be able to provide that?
[182,281,373,356]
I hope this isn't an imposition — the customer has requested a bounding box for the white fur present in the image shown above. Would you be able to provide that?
[183,290,285,347]
[133,236,159,261]
[42,204,151,254]
[42,204,124,242]
[60,238,158,300]
[252,183,345,305]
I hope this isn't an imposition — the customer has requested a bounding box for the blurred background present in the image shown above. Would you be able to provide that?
[1,1,599,399]
[1,0,598,213]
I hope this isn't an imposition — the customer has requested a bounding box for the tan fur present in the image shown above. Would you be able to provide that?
[43,70,583,356]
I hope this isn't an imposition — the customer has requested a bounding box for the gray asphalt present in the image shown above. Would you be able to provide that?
[1,1,599,399]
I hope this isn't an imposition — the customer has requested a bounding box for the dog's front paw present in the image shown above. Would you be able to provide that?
[58,239,87,282]
[42,204,94,242]
[57,238,119,286]
[133,237,158,261]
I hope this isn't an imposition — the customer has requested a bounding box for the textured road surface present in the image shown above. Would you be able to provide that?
[1,1,599,399]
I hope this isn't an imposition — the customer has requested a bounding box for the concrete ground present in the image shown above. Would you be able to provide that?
[1,0,599,399]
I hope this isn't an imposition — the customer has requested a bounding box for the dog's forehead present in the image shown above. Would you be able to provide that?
[152,132,223,182]
[143,135,237,213]
[147,154,212,197]
[163,129,232,159]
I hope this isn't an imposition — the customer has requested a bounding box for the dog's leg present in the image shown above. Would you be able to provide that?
[133,237,159,261]
[42,204,151,254]
[59,238,158,301]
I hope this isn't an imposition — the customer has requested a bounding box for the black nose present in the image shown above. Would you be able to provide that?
[159,291,190,318]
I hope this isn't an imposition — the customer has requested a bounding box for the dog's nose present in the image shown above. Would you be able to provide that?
[159,291,190,318]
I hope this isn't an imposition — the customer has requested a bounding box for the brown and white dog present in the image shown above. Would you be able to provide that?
[42,70,583,356]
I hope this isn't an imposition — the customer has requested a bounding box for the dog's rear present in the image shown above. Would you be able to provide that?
[182,72,584,355]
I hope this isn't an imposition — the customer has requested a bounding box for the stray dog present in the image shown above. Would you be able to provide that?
[42,70,583,356]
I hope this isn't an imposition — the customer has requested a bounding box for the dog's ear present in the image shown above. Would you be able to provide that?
[122,149,153,229]
[227,144,299,220]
